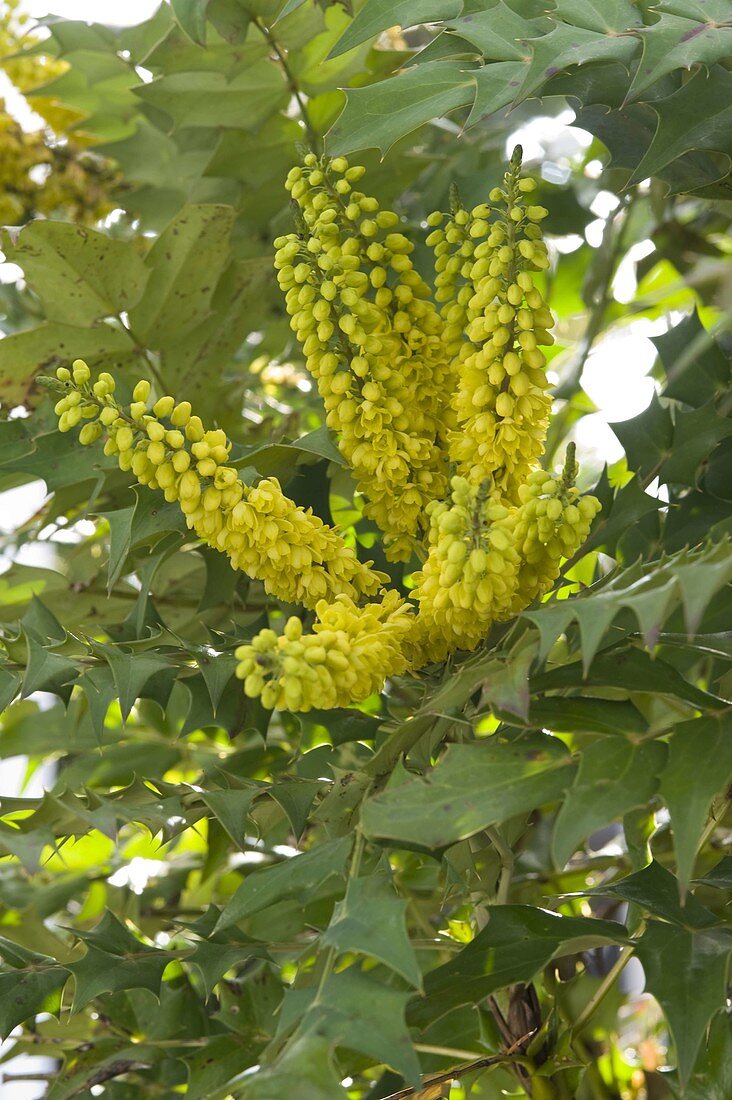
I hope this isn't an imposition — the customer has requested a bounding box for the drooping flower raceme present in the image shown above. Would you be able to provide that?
[52,361,386,609]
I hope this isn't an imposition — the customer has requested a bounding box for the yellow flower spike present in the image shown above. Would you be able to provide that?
[50,367,386,610]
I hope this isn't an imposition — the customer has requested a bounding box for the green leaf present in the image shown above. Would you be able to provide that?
[362,733,575,849]
[68,914,170,1012]
[171,0,209,44]
[553,0,642,31]
[200,787,258,850]
[0,323,134,410]
[326,61,476,156]
[104,488,186,591]
[279,968,421,1086]
[196,650,239,711]
[410,906,627,1028]
[0,963,68,1039]
[552,738,667,868]
[94,642,172,720]
[628,12,732,101]
[685,1009,732,1100]
[450,0,546,60]
[660,716,732,891]
[321,874,422,988]
[21,636,79,701]
[631,66,732,184]
[268,778,323,837]
[128,205,236,347]
[659,402,732,486]
[611,393,673,478]
[466,61,525,126]
[581,860,719,928]
[514,22,637,102]
[635,919,732,1086]
[695,855,732,891]
[215,835,352,932]
[7,221,149,327]
[186,1034,259,1100]
[133,66,289,134]
[239,1034,344,1100]
[330,0,462,59]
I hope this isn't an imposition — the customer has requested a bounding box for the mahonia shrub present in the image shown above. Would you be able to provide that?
[51,149,600,712]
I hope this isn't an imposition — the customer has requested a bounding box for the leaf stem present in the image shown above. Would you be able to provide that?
[569,943,635,1038]
[252,16,320,154]
[486,825,514,904]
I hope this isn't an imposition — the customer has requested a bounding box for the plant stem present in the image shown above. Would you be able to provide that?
[486,825,514,904]
[253,16,320,154]
[570,944,635,1038]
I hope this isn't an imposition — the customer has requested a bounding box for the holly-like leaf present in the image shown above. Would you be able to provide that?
[449,1,544,60]
[279,968,421,1086]
[552,738,667,868]
[326,61,476,156]
[0,963,67,1039]
[660,716,732,891]
[215,835,352,933]
[200,787,258,850]
[362,733,575,849]
[7,221,149,327]
[171,0,209,44]
[636,919,732,1086]
[410,906,627,1028]
[239,1034,344,1099]
[68,912,170,1011]
[330,0,463,59]
[321,874,422,988]
[580,860,719,928]
[628,12,732,101]
[631,66,732,184]
[93,642,171,720]
[21,636,79,701]
[127,205,236,348]
[514,22,637,102]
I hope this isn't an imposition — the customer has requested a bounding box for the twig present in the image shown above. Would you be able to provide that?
[380,1031,536,1100]
[252,16,320,154]
[570,943,635,1037]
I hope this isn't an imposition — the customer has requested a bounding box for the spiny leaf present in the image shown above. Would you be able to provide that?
[514,21,637,103]
[321,873,422,988]
[171,0,210,45]
[362,733,575,849]
[627,11,732,101]
[215,835,352,933]
[330,0,463,59]
[630,66,732,184]
[660,716,732,892]
[279,969,421,1086]
[552,738,667,868]
[409,906,627,1028]
[6,221,149,327]
[326,60,476,156]
[635,919,732,1086]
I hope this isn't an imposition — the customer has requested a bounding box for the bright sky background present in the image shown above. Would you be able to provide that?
[24,0,160,23]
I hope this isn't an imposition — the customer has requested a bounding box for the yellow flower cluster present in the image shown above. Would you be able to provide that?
[276,153,450,561]
[52,361,385,609]
[429,149,554,501]
[410,476,520,661]
[55,150,603,712]
[511,446,602,609]
[235,591,413,711]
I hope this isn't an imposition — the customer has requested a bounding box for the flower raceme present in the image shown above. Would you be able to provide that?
[276,153,451,561]
[52,361,385,609]
[235,591,413,712]
[53,149,601,712]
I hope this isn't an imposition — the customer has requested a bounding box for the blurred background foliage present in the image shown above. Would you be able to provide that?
[0,1,730,1098]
